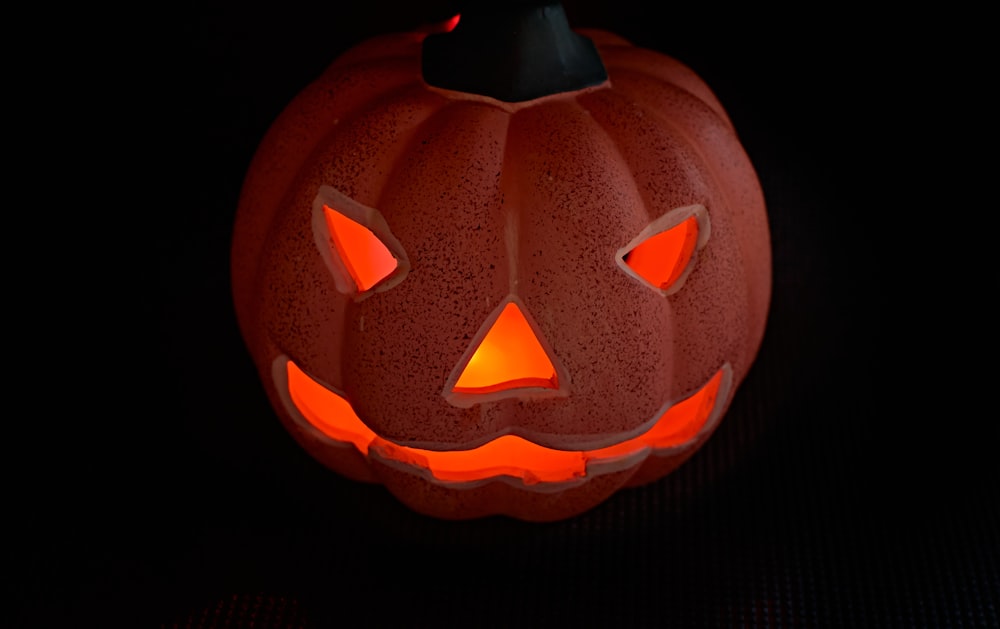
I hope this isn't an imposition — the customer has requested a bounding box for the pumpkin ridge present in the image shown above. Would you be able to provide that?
[595,70,770,349]
[605,74,768,382]
[360,91,463,213]
[232,57,429,317]
[567,91,650,224]
[601,68,731,142]
[577,87,710,245]
[583,73,726,219]
[305,82,450,209]
[294,57,429,144]
[597,46,733,128]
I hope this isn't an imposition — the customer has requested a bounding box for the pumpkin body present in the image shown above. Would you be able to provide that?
[231,24,771,521]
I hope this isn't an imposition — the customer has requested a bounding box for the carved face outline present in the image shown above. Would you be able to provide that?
[230,27,773,520]
[268,186,731,487]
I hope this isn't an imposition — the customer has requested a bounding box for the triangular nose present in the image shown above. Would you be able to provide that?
[451,301,558,395]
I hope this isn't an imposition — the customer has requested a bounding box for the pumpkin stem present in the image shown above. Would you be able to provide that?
[422,1,608,102]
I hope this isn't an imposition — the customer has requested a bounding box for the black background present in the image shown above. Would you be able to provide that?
[16,1,996,627]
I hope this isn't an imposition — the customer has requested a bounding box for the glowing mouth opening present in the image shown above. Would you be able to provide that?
[284,361,724,484]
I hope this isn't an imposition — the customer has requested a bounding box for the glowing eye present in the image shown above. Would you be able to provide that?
[617,206,709,295]
[623,216,698,290]
[312,186,409,299]
[323,205,398,292]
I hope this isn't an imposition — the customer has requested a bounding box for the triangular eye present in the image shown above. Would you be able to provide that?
[312,185,409,298]
[617,206,709,295]
[323,206,397,292]
[452,302,558,395]
[623,216,698,289]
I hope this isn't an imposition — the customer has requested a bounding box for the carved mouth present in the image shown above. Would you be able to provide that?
[276,357,730,485]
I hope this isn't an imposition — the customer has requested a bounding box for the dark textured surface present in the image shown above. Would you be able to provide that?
[15,2,995,627]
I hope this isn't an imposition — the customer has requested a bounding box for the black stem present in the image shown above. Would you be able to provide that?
[422,1,608,103]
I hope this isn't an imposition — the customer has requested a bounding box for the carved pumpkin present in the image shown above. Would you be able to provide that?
[231,3,771,522]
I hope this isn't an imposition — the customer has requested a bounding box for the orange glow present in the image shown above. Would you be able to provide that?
[323,205,397,292]
[287,364,377,454]
[624,216,699,289]
[453,302,557,394]
[286,361,723,483]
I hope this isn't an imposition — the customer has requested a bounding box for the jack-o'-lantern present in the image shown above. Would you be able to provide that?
[231,2,771,522]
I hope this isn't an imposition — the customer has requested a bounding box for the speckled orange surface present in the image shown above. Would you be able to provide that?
[231,27,771,521]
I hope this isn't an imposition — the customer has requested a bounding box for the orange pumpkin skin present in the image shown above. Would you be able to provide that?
[231,26,771,521]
